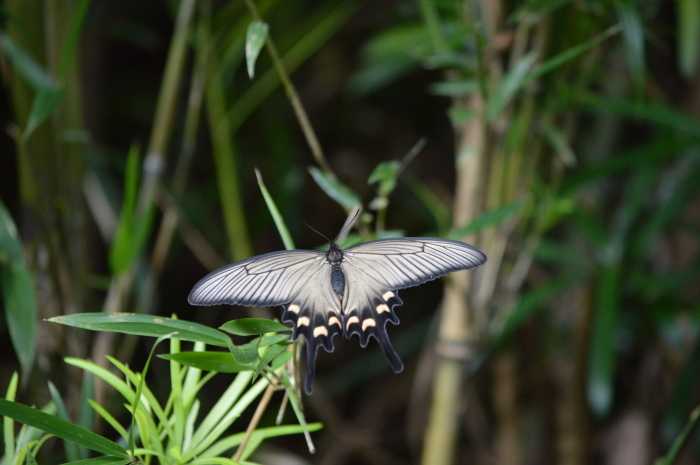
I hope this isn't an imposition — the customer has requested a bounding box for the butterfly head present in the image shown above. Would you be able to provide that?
[326,242,344,264]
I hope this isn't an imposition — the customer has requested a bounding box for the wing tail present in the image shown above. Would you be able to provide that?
[345,289,403,371]
[304,338,317,395]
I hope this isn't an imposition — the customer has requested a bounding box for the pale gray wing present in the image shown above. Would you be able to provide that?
[278,262,344,395]
[343,237,486,290]
[188,250,326,307]
[340,238,486,373]
[341,262,405,374]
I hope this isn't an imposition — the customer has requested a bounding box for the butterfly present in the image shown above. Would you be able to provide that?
[188,237,486,394]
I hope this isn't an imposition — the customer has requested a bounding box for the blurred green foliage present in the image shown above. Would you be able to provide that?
[0,0,699,464]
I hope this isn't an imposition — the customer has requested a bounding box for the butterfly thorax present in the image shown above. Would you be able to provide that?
[327,243,345,300]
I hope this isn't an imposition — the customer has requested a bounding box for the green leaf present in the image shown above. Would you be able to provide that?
[588,265,620,417]
[228,341,260,367]
[24,87,67,140]
[245,21,269,79]
[579,93,700,138]
[368,161,400,197]
[540,121,576,167]
[160,351,252,373]
[0,398,129,458]
[486,51,538,121]
[255,343,290,376]
[493,275,578,346]
[0,34,56,91]
[1,261,37,380]
[48,313,231,347]
[60,457,132,465]
[428,79,479,97]
[676,0,700,79]
[109,144,154,275]
[449,202,525,239]
[255,169,295,250]
[77,373,95,460]
[56,0,91,80]
[239,424,324,461]
[221,318,290,336]
[656,405,700,465]
[525,25,622,84]
[27,449,38,465]
[308,166,362,210]
[270,351,294,371]
[48,381,80,463]
[0,198,25,263]
[616,0,645,93]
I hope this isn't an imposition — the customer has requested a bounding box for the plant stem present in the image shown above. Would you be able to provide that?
[233,380,277,462]
[242,0,333,176]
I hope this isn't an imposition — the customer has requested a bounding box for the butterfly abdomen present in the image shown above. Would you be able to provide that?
[330,265,345,299]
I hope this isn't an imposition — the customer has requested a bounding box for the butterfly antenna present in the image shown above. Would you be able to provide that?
[303,221,331,243]
[334,207,361,243]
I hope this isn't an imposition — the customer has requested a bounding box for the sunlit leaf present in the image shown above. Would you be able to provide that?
[49,313,231,347]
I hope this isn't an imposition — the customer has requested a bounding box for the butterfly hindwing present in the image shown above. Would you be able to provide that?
[342,264,405,373]
[280,263,343,394]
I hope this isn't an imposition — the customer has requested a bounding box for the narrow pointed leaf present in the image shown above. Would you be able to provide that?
[160,351,251,373]
[48,313,231,347]
[255,169,295,250]
[245,21,269,79]
[308,167,361,210]
[0,398,129,458]
[221,319,290,336]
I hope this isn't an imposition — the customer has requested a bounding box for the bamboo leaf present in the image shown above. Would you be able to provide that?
[60,457,132,465]
[227,341,261,367]
[676,0,700,79]
[48,382,80,463]
[0,398,129,458]
[526,25,622,83]
[245,21,269,79]
[160,351,252,373]
[579,93,700,137]
[255,169,295,250]
[23,88,67,140]
[616,0,646,93]
[308,166,362,209]
[1,262,37,380]
[0,34,56,91]
[656,405,700,465]
[109,144,142,274]
[221,318,290,336]
[48,313,231,347]
[449,202,525,239]
[588,265,620,417]
[486,51,538,121]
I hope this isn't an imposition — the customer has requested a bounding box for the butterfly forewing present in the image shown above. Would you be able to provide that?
[188,250,325,307]
[343,238,486,290]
